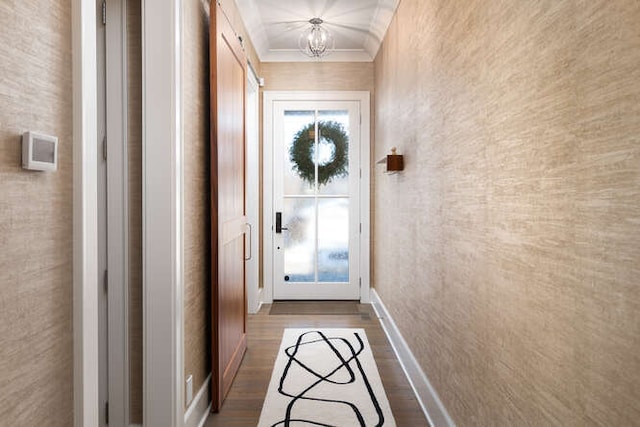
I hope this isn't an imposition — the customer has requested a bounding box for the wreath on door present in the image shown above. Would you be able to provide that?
[289,120,349,187]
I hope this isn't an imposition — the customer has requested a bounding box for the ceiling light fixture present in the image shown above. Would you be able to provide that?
[298,18,335,59]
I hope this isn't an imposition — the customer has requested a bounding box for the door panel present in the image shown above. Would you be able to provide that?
[210,1,247,412]
[317,198,350,282]
[273,101,361,300]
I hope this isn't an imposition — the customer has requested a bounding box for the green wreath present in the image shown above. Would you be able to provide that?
[289,120,349,187]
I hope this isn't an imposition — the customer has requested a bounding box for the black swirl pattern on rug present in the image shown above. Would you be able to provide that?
[272,330,386,427]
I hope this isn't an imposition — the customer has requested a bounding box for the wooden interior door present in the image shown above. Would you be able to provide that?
[210,1,247,412]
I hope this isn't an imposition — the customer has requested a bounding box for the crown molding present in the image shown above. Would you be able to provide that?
[260,49,374,63]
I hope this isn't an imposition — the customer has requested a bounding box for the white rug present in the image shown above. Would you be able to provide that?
[258,328,396,427]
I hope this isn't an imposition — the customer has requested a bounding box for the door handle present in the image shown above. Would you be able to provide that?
[275,212,288,233]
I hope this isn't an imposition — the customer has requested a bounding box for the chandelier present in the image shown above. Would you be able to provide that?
[298,18,335,58]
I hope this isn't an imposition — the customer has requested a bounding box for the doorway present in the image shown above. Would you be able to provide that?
[264,92,371,302]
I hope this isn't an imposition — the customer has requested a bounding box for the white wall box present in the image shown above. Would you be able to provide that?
[22,131,58,171]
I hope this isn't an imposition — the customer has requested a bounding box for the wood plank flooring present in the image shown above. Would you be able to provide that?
[205,302,430,427]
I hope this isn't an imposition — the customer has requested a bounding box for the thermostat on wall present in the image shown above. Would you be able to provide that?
[22,131,58,171]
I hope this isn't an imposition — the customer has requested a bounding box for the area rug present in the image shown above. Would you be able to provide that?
[258,328,396,427]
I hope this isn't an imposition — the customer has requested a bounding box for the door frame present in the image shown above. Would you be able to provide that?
[103,0,131,424]
[246,65,261,314]
[72,0,99,425]
[263,91,371,304]
[97,0,108,422]
[91,0,184,425]
[142,0,183,425]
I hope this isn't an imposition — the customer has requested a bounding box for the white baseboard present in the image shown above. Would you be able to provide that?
[255,288,264,313]
[371,290,455,427]
[184,373,212,427]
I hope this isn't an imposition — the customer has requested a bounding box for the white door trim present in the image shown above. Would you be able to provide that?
[263,91,371,303]
[96,0,108,423]
[72,0,100,426]
[142,0,183,425]
[246,66,261,314]
[104,0,130,424]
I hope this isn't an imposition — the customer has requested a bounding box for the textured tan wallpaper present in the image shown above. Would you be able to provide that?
[262,62,374,92]
[0,1,74,425]
[127,0,143,423]
[374,0,640,425]
[183,0,211,410]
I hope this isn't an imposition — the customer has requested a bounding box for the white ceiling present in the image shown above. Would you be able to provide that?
[234,0,399,62]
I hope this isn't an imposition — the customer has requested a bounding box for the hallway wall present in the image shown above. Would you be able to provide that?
[0,1,74,425]
[373,0,640,425]
[261,62,374,92]
[183,0,211,414]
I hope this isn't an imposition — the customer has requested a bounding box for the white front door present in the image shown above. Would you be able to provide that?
[270,98,363,300]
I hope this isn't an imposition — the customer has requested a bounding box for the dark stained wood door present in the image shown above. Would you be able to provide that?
[210,1,247,412]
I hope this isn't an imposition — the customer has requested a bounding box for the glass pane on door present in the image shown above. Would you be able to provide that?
[317,110,349,195]
[283,198,315,282]
[284,110,315,195]
[318,198,349,282]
